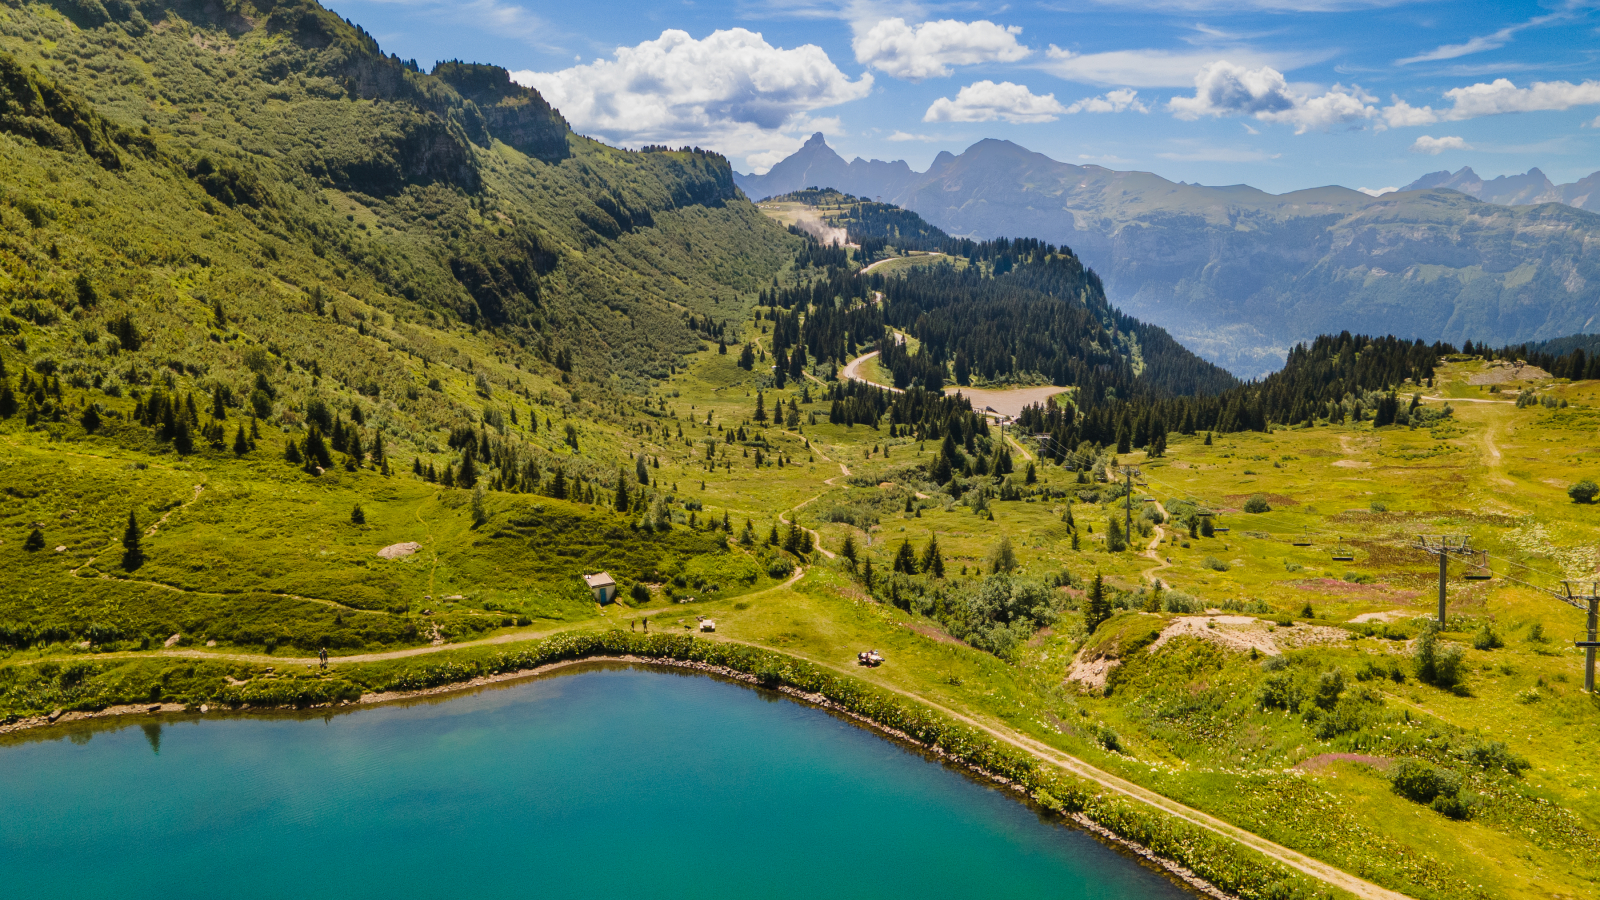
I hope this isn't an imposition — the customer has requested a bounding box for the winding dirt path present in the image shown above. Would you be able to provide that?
[841,350,899,393]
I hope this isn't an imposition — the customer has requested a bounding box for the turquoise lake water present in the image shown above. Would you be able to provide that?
[0,664,1196,899]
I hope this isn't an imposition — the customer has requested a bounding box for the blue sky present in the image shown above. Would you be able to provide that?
[326,0,1600,194]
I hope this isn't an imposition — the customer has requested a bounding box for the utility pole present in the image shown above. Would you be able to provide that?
[1563,581,1600,693]
[1116,465,1141,548]
[1416,535,1471,626]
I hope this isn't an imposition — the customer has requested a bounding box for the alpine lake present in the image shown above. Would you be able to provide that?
[0,664,1199,899]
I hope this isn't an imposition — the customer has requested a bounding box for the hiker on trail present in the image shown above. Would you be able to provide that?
[643,617,648,633]
[318,647,328,669]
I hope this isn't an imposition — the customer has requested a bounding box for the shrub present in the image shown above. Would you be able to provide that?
[1243,494,1271,513]
[1258,671,1301,710]
[1569,480,1599,504]
[1369,500,1388,512]
[1472,623,1503,650]
[1465,741,1529,777]
[1391,759,1460,804]
[1414,622,1465,689]
[1430,793,1475,820]
[630,582,650,604]
[1203,556,1229,572]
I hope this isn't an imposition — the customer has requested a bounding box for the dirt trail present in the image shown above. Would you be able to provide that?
[841,350,900,393]
[712,635,1410,900]
[1141,499,1172,586]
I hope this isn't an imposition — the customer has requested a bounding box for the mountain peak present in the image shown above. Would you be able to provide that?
[803,132,828,147]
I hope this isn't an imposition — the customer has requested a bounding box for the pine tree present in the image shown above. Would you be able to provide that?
[615,470,631,512]
[768,521,780,545]
[753,391,767,424]
[894,539,919,575]
[546,466,567,499]
[351,504,366,525]
[921,533,944,578]
[636,454,649,486]
[0,383,15,419]
[80,404,101,434]
[457,446,479,488]
[24,527,44,551]
[285,438,303,464]
[1084,573,1111,633]
[121,511,144,570]
[233,425,249,455]
[840,533,857,564]
[174,418,195,455]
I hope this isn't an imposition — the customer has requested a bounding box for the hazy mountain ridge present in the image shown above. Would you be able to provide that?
[1401,166,1600,211]
[739,137,1600,376]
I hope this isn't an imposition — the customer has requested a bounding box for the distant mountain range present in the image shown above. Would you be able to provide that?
[1399,167,1600,211]
[737,137,1600,377]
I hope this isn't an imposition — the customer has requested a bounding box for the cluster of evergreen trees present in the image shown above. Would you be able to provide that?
[1019,332,1454,463]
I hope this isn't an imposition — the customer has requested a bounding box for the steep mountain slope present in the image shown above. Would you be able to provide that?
[1401,166,1600,211]
[744,136,1600,377]
[0,0,795,385]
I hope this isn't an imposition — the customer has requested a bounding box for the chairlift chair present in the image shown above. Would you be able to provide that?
[1331,543,1355,562]
[1464,550,1493,581]
[1292,529,1313,547]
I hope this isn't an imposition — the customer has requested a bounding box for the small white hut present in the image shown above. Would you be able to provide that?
[583,572,618,604]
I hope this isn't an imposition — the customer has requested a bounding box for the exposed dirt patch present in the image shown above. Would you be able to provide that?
[1067,653,1120,690]
[1467,361,1551,385]
[1332,459,1372,468]
[1149,615,1283,656]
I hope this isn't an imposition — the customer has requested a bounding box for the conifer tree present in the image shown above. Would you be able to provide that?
[753,391,767,424]
[840,533,857,566]
[233,425,249,455]
[921,533,944,578]
[0,383,15,419]
[457,446,479,488]
[121,512,144,570]
[894,539,919,575]
[1084,573,1111,633]
[636,454,649,486]
[174,418,195,455]
[80,404,101,434]
[546,466,566,499]
[285,438,303,464]
[413,458,424,476]
[614,469,631,512]
[351,504,366,525]
[24,527,44,552]
[767,521,780,545]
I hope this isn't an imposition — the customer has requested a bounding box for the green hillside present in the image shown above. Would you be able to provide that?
[4,4,1600,900]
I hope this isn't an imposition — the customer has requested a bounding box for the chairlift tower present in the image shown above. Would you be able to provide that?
[1561,581,1600,693]
[1416,535,1472,626]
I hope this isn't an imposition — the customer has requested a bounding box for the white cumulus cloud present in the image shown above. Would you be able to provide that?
[1043,45,1313,88]
[1167,61,1377,133]
[1410,135,1470,154]
[1383,78,1600,126]
[923,81,1067,123]
[512,29,872,167]
[853,18,1030,80]
[1066,89,1149,114]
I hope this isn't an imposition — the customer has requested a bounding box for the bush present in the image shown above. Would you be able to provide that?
[1569,480,1599,504]
[1369,500,1389,512]
[1203,556,1229,572]
[1472,623,1503,650]
[1414,622,1465,689]
[1243,494,1271,513]
[1430,793,1475,820]
[1465,741,1529,777]
[1391,759,1459,804]
[630,582,650,604]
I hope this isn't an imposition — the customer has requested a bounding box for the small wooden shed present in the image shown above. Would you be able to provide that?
[584,572,618,604]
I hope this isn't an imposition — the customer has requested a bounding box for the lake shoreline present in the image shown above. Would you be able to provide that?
[6,653,1232,900]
